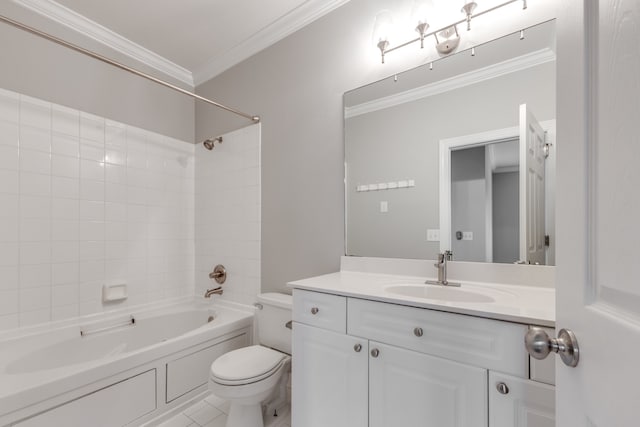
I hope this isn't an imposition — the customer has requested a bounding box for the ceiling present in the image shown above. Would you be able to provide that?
[9,0,350,86]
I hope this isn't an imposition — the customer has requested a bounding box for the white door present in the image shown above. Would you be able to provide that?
[519,104,546,265]
[555,0,640,425]
[291,323,368,427]
[369,342,487,427]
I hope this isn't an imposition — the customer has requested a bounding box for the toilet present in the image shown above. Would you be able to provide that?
[209,293,292,427]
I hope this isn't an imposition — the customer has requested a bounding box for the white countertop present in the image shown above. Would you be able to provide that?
[288,271,555,327]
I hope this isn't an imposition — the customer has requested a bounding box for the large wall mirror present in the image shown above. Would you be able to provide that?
[344,20,556,265]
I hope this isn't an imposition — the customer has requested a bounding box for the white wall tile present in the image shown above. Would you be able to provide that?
[20,241,51,265]
[20,126,51,153]
[20,149,51,174]
[52,154,79,178]
[0,145,19,170]
[80,113,105,142]
[52,262,79,285]
[80,179,105,201]
[51,242,79,264]
[0,120,19,147]
[0,89,19,123]
[52,176,80,199]
[20,286,51,312]
[0,290,19,316]
[20,96,51,130]
[0,88,195,331]
[52,105,79,137]
[20,264,51,288]
[51,134,79,157]
[0,170,19,194]
[0,266,19,291]
[52,198,79,220]
[20,172,51,197]
[19,309,51,327]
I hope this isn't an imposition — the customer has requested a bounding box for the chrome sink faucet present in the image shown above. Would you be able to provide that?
[425,251,460,287]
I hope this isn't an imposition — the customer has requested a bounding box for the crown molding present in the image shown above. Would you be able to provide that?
[345,48,557,119]
[12,0,194,87]
[193,0,350,86]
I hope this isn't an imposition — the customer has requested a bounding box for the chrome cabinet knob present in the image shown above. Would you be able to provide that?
[354,344,362,353]
[310,307,319,315]
[525,327,580,367]
[370,348,380,358]
[496,382,509,394]
[413,327,424,337]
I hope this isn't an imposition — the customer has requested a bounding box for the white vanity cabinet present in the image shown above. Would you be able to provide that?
[489,371,555,427]
[291,292,368,427]
[369,341,487,427]
[292,289,556,427]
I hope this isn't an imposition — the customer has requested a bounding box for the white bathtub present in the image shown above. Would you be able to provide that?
[0,299,254,426]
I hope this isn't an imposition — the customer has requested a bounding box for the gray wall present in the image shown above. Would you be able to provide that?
[194,0,557,293]
[493,171,520,263]
[0,4,194,141]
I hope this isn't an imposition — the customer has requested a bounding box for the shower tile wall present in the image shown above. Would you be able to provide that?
[195,124,261,306]
[0,88,195,331]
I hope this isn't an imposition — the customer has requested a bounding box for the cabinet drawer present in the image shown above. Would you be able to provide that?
[348,298,528,377]
[293,289,347,333]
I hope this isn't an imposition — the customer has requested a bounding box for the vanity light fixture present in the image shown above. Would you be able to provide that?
[461,1,477,31]
[372,10,393,64]
[373,0,529,64]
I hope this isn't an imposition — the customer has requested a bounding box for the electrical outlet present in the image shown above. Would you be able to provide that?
[462,231,473,241]
[427,229,440,241]
[380,201,388,213]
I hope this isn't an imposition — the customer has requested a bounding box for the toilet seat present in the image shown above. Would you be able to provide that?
[210,345,288,386]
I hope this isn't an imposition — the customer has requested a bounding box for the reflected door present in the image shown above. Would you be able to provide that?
[519,104,546,264]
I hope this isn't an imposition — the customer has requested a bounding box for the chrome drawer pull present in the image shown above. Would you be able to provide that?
[413,327,424,337]
[310,307,319,315]
[354,344,362,353]
[370,348,380,358]
[496,382,509,394]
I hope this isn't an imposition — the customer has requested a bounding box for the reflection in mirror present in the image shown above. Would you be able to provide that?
[344,20,556,265]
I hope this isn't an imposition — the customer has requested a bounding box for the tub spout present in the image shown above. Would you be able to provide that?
[204,286,224,298]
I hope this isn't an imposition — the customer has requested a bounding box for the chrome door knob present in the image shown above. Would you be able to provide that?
[354,344,362,353]
[310,307,319,315]
[370,348,380,358]
[525,327,580,367]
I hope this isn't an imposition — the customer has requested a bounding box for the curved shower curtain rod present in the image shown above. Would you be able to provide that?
[0,14,260,124]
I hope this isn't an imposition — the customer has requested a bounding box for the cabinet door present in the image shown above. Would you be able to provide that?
[292,322,368,427]
[489,372,555,427]
[369,342,487,427]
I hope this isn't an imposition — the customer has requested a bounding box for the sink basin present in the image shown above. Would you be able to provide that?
[385,284,496,303]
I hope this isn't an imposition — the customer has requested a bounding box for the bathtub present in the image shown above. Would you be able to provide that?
[0,299,254,426]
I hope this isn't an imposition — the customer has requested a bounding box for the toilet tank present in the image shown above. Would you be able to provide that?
[256,292,292,354]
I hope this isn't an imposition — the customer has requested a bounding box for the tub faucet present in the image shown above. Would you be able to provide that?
[204,286,224,298]
[425,251,460,287]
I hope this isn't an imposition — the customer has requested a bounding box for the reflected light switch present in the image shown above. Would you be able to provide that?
[427,229,440,241]
[380,201,388,213]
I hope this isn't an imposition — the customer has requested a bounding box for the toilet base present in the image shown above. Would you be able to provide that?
[226,402,264,427]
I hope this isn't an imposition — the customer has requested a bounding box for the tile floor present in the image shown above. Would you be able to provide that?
[158,393,291,427]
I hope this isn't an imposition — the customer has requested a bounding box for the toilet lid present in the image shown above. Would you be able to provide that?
[210,345,287,384]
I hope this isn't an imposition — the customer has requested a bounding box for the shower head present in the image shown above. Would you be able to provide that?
[202,136,222,150]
